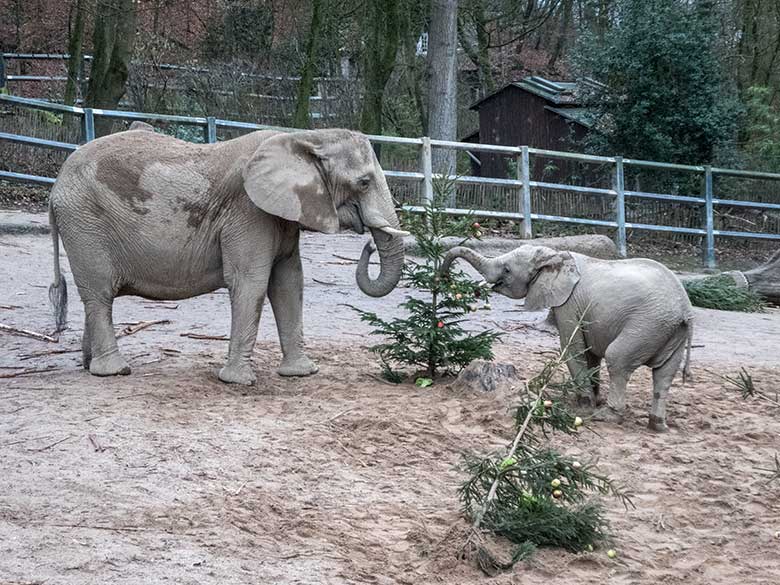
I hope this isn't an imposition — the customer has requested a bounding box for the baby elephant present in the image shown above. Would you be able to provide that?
[442,245,693,432]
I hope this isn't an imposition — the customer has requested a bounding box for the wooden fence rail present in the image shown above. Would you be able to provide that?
[1,93,779,268]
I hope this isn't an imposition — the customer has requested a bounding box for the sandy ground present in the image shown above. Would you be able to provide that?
[1,225,780,584]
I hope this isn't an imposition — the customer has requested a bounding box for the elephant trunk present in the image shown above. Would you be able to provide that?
[356,227,404,297]
[441,246,502,282]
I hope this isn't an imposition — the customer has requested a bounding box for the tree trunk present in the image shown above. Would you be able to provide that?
[293,0,323,129]
[427,0,459,199]
[360,1,402,141]
[548,0,573,70]
[64,0,87,106]
[727,249,780,304]
[86,0,138,135]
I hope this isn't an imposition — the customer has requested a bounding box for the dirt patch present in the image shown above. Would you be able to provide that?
[1,229,780,583]
[1,343,779,584]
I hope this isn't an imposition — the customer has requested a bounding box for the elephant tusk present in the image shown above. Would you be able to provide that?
[378,226,410,238]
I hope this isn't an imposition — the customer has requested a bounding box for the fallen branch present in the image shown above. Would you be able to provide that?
[180,332,229,341]
[31,435,72,452]
[0,366,60,379]
[0,323,58,343]
[45,523,160,533]
[117,319,171,337]
[312,278,343,286]
[19,348,81,361]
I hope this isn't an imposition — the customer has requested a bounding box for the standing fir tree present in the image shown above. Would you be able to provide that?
[352,186,501,381]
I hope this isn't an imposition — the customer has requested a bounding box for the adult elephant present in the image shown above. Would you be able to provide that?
[48,127,407,385]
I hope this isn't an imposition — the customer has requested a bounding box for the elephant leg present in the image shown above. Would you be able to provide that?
[219,283,266,386]
[267,249,318,377]
[558,319,594,404]
[597,334,642,422]
[82,296,130,377]
[586,351,604,407]
[649,343,686,433]
[81,324,92,370]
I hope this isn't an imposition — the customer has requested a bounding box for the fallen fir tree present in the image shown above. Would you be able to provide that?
[458,326,633,575]
[683,275,766,312]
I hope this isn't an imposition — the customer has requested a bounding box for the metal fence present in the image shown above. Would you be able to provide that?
[2,93,780,268]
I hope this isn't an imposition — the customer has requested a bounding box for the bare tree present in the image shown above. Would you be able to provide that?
[86,0,138,132]
[427,0,459,179]
[64,0,89,106]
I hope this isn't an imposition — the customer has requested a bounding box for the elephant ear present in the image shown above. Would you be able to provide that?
[242,132,339,234]
[525,249,581,311]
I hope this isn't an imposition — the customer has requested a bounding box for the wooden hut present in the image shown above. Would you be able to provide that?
[464,76,595,181]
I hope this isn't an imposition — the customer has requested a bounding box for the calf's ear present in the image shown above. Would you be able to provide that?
[525,250,580,311]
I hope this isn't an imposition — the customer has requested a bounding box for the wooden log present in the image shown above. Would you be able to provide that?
[725,249,780,304]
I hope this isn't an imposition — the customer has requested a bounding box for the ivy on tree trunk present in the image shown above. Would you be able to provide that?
[86,0,138,135]
[64,0,88,107]
[360,0,401,138]
[293,0,323,129]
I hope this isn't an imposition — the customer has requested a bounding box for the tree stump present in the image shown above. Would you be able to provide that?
[451,361,521,393]
[724,249,780,304]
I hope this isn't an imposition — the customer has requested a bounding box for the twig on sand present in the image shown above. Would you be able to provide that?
[19,347,80,361]
[180,332,229,341]
[88,434,106,452]
[0,366,60,379]
[322,408,355,424]
[30,435,72,452]
[46,523,160,533]
[0,304,23,310]
[334,437,368,467]
[0,323,58,343]
[313,278,343,286]
[1,434,52,447]
[117,319,171,337]
[115,392,155,400]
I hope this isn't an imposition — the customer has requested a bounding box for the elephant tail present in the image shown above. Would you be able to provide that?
[48,204,68,333]
[682,318,693,384]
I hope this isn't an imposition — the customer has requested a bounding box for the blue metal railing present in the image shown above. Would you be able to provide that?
[2,93,780,268]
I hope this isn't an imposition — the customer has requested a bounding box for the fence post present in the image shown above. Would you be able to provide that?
[704,165,716,269]
[520,145,532,239]
[421,136,434,205]
[81,108,95,143]
[614,156,627,257]
[204,116,217,144]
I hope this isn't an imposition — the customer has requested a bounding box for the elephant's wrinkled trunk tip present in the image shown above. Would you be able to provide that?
[355,227,404,297]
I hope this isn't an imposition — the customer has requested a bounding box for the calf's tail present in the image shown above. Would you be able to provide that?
[48,205,68,332]
[682,318,693,384]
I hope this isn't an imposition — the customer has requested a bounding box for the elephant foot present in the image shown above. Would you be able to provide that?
[218,363,257,386]
[90,351,131,377]
[591,405,624,424]
[277,355,319,377]
[648,414,669,433]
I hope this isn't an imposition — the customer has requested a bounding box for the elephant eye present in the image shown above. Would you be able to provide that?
[503,266,510,274]
[357,176,371,190]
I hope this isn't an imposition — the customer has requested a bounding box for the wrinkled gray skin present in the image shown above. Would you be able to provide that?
[442,245,694,432]
[48,127,407,385]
